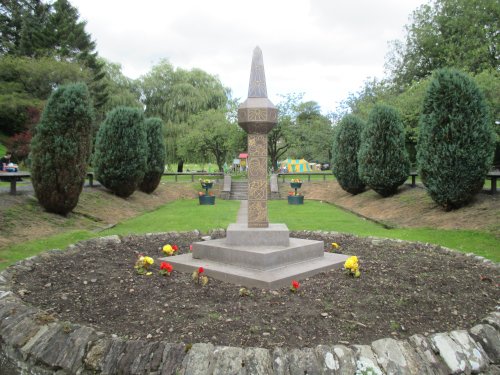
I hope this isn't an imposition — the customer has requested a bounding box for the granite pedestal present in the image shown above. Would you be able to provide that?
[165,223,348,289]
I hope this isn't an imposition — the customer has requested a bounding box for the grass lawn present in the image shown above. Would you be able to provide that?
[0,143,6,156]
[268,200,500,262]
[0,199,240,271]
[1,198,498,271]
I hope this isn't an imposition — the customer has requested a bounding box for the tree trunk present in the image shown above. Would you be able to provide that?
[177,160,184,173]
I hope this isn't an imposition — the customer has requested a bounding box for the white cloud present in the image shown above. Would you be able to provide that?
[71,0,424,113]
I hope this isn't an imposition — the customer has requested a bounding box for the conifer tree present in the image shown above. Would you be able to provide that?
[358,104,410,197]
[94,107,147,197]
[139,117,166,193]
[31,83,94,214]
[417,68,494,209]
[332,114,366,194]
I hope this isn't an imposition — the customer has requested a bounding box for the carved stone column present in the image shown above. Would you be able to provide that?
[237,47,277,228]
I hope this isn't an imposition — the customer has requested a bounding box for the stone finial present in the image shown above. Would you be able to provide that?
[248,46,268,98]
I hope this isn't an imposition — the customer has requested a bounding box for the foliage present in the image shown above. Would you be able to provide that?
[100,58,142,114]
[139,117,166,194]
[0,56,89,135]
[268,93,302,170]
[473,69,500,165]
[0,0,108,113]
[386,0,499,89]
[177,109,242,172]
[289,101,333,162]
[358,105,410,197]
[417,69,494,210]
[139,60,228,171]
[7,131,31,162]
[30,83,94,214]
[332,114,366,194]
[94,107,147,197]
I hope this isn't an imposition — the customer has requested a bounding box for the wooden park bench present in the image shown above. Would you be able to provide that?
[408,171,498,194]
[0,171,32,195]
[486,171,499,194]
[1,172,97,195]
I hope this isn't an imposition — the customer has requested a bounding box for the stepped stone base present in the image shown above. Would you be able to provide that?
[166,252,348,289]
[165,223,349,288]
[226,223,289,246]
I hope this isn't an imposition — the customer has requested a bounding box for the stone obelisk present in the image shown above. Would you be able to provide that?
[165,47,349,288]
[237,47,277,228]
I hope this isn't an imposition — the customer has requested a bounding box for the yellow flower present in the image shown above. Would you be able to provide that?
[163,244,174,256]
[331,242,339,249]
[201,275,209,286]
[344,256,359,272]
[146,272,153,276]
[144,256,154,265]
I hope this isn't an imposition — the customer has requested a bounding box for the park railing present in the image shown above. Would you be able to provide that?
[276,172,335,182]
[2,170,498,195]
[162,172,224,182]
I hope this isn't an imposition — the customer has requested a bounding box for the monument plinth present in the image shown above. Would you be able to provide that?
[165,47,348,288]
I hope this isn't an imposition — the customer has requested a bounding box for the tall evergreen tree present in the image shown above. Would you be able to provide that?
[332,115,366,194]
[139,117,166,194]
[31,83,94,214]
[94,107,147,198]
[0,0,108,114]
[358,105,410,197]
[417,68,494,210]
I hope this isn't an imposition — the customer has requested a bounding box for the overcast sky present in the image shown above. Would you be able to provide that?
[70,0,425,114]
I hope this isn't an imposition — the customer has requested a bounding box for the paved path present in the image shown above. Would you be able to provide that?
[236,200,247,224]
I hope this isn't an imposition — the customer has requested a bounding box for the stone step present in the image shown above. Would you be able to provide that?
[167,251,348,289]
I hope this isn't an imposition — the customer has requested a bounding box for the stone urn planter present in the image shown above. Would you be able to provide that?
[287,194,304,204]
[199,194,215,205]
[288,179,304,205]
[199,180,215,205]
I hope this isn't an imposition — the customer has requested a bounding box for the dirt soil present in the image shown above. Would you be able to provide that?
[11,231,499,349]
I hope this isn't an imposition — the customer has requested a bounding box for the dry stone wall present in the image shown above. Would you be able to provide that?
[1,233,499,374]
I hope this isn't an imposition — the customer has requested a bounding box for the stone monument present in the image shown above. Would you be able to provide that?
[238,46,277,228]
[166,47,348,288]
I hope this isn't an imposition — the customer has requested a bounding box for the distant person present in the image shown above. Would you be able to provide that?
[0,152,12,171]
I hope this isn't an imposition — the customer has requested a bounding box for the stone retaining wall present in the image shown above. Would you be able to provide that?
[1,233,499,374]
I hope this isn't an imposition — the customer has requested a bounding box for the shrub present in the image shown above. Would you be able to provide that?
[8,131,32,163]
[31,83,94,215]
[94,107,147,197]
[332,114,366,194]
[139,117,166,193]
[417,68,494,210]
[358,104,410,197]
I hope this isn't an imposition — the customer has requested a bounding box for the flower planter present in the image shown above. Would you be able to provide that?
[199,195,216,205]
[290,182,302,189]
[288,195,304,205]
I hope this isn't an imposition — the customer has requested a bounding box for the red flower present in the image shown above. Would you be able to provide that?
[160,262,173,274]
[292,280,300,290]
[172,245,179,252]
[189,244,193,251]
[198,266,204,274]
